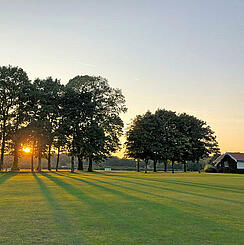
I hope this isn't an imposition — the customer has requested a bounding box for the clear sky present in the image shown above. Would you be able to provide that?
[0,0,243,156]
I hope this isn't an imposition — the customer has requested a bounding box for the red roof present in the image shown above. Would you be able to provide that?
[215,152,244,165]
[227,152,244,161]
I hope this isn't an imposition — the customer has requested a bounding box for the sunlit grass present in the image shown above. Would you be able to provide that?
[0,171,244,244]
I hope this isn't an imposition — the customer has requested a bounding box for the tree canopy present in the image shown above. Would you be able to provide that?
[125,109,220,173]
[0,66,127,172]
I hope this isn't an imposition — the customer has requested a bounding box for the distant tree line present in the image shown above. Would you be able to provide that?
[0,65,127,172]
[125,110,220,173]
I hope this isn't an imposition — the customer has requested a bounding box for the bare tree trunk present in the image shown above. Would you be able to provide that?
[71,156,75,173]
[184,162,187,172]
[88,157,93,172]
[31,153,34,172]
[0,119,6,170]
[198,160,201,173]
[164,161,167,172]
[145,159,148,173]
[153,159,157,172]
[31,141,34,172]
[56,146,60,171]
[47,144,51,171]
[77,155,83,170]
[172,161,175,173]
[11,144,19,171]
[136,160,140,172]
[37,149,42,172]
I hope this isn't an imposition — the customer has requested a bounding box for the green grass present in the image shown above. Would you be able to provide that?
[0,171,244,244]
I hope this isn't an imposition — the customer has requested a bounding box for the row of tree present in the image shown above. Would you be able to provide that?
[125,109,220,173]
[0,65,220,173]
[0,65,127,172]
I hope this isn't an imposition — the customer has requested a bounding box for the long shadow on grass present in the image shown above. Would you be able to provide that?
[41,172,156,242]
[49,173,240,243]
[76,172,244,206]
[84,174,244,208]
[53,172,244,239]
[0,173,16,185]
[97,172,244,195]
[43,173,174,244]
[33,173,85,244]
[56,173,204,210]
[89,174,244,205]
[59,172,244,223]
[81,175,244,227]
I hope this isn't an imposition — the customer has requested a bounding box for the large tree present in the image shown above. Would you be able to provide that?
[33,77,64,171]
[125,112,156,173]
[60,86,92,172]
[153,109,180,173]
[0,65,34,170]
[176,113,220,172]
[67,75,127,171]
[125,109,219,173]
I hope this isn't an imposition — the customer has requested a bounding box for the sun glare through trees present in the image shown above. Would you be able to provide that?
[22,147,31,153]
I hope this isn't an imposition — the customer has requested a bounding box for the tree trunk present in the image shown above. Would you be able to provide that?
[11,144,19,171]
[197,160,201,173]
[136,160,140,172]
[77,155,83,170]
[172,161,175,173]
[71,156,75,173]
[184,162,187,172]
[56,146,60,171]
[145,159,148,173]
[88,157,93,172]
[164,161,167,172]
[0,120,6,170]
[47,144,51,171]
[31,141,34,172]
[153,159,157,172]
[31,153,34,172]
[37,149,42,172]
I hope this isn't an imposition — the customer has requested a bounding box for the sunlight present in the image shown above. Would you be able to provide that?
[22,147,31,153]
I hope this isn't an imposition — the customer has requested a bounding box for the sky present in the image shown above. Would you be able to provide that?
[0,0,243,156]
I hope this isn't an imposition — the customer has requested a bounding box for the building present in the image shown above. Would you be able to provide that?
[214,152,244,173]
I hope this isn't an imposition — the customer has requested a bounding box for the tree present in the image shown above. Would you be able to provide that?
[59,85,93,172]
[33,77,64,171]
[125,109,220,174]
[153,109,179,173]
[67,75,127,172]
[53,120,68,171]
[125,112,157,173]
[0,65,34,170]
[177,113,220,172]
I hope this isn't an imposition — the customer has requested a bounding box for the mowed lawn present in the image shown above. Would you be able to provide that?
[0,171,244,244]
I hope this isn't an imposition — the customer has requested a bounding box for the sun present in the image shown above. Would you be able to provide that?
[22,147,31,153]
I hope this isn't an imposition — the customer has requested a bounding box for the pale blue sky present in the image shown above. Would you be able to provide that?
[0,0,243,153]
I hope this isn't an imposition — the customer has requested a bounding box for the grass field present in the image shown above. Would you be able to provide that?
[0,171,244,244]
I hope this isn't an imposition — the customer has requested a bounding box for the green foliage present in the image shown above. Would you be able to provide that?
[125,109,220,172]
[66,75,127,171]
[0,65,33,170]
[0,66,127,171]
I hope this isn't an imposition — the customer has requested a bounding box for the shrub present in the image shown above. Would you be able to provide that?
[204,164,217,173]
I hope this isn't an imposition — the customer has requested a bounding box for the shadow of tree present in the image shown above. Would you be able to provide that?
[48,172,244,240]
[33,173,86,244]
[0,173,16,185]
[98,172,244,195]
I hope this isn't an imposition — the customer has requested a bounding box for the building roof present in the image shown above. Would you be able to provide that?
[214,152,244,165]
